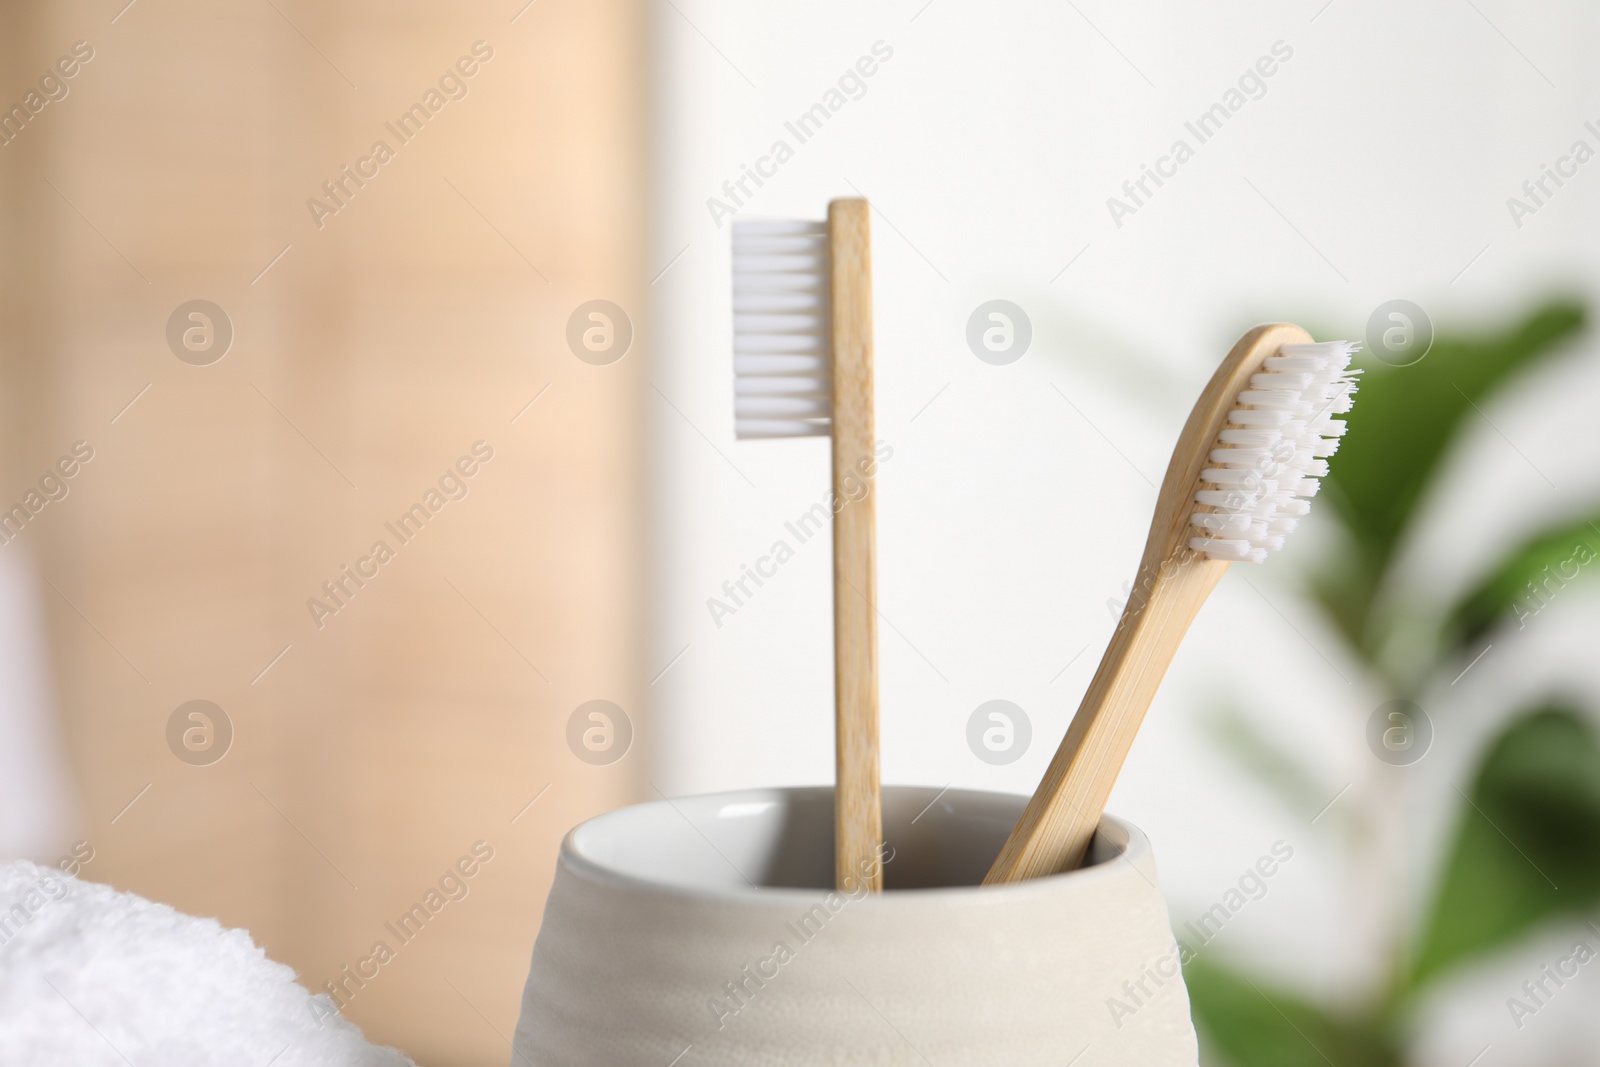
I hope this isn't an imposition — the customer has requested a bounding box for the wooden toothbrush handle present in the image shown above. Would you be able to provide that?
[829,198,882,894]
[984,550,1229,883]
[985,323,1310,883]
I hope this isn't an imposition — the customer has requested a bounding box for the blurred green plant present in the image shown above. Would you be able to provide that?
[1186,300,1600,1065]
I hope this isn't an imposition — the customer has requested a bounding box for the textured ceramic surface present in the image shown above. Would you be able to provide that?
[511,786,1200,1066]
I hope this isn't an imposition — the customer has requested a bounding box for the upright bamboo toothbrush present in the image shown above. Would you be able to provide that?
[731,199,882,894]
[986,324,1359,883]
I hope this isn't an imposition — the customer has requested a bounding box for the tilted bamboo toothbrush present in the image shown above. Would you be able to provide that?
[731,199,883,893]
[986,324,1359,883]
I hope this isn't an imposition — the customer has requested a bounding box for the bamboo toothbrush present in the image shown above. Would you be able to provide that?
[986,324,1359,884]
[731,199,882,894]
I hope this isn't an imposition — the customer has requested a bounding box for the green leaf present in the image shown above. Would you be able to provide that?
[1305,553,1380,666]
[1185,957,1399,1067]
[1444,513,1600,652]
[1316,301,1586,652]
[1202,706,1330,822]
[1409,705,1600,992]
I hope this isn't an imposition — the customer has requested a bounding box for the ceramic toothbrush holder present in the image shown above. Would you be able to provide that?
[512,785,1200,1066]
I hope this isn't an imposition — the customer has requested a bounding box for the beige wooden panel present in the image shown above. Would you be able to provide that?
[0,1,644,1063]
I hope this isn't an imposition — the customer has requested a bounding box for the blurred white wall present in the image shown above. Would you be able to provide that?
[647,2,1600,1062]
[0,549,71,860]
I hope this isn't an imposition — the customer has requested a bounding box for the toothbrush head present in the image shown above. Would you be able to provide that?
[1188,339,1360,563]
[984,327,1359,885]
[731,217,832,439]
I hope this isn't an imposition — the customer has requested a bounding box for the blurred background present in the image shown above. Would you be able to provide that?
[4,0,1600,1064]
[0,1,643,1064]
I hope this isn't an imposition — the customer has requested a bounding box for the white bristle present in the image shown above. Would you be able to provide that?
[732,415,832,435]
[735,333,825,355]
[1189,340,1360,563]
[1226,408,1293,428]
[1201,467,1272,488]
[731,217,831,440]
[1208,447,1272,468]
[732,291,825,314]
[731,272,824,293]
[1251,371,1312,389]
[735,312,820,332]
[734,354,828,376]
[731,235,821,254]
[1217,428,1281,448]
[1192,512,1254,536]
[735,395,833,419]
[734,375,830,396]
[1196,490,1253,509]
[1191,538,1268,564]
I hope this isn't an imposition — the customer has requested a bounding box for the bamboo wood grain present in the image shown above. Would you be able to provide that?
[828,198,883,893]
[985,323,1313,884]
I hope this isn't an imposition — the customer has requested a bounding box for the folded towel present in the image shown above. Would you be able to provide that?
[0,860,415,1067]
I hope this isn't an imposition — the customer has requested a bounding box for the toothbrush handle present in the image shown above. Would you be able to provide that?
[986,323,1311,883]
[829,198,883,894]
[984,551,1228,883]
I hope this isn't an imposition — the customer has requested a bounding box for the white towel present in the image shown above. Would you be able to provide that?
[0,860,415,1067]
